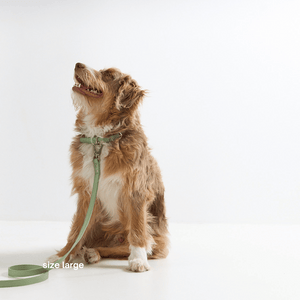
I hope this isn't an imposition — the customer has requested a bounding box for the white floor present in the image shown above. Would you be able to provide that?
[0,221,300,300]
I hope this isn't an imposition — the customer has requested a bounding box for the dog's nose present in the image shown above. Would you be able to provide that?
[75,62,85,69]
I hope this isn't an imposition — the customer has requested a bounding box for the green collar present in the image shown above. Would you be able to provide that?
[80,132,122,146]
[80,133,122,160]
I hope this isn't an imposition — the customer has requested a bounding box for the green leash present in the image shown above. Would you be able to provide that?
[0,133,121,288]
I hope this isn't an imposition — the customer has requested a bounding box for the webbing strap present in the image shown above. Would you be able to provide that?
[0,132,121,288]
[80,133,121,145]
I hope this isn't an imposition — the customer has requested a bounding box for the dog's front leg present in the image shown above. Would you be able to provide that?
[127,192,153,272]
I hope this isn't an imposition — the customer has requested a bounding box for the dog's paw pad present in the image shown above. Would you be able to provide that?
[80,247,101,264]
[128,258,150,272]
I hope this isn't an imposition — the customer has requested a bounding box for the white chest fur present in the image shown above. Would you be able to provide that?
[79,116,122,222]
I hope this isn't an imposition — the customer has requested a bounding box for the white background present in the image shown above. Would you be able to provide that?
[0,0,300,223]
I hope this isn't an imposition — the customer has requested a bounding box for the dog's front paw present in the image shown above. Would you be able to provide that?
[79,247,101,264]
[128,258,150,272]
[128,246,150,272]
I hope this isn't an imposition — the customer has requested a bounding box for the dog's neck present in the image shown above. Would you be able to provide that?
[80,114,114,138]
[78,109,141,138]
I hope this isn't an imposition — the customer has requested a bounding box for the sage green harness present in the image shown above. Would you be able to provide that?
[0,133,121,288]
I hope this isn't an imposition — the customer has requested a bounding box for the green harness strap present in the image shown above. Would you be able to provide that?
[0,133,121,288]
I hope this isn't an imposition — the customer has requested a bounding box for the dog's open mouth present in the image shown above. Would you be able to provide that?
[72,75,103,98]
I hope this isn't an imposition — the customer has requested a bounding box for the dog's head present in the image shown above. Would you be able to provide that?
[71,63,146,126]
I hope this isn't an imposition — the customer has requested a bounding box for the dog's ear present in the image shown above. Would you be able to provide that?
[115,76,146,110]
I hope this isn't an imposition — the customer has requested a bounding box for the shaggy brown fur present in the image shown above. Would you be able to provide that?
[53,63,169,272]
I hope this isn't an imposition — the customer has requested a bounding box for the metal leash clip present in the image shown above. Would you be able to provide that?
[91,135,103,160]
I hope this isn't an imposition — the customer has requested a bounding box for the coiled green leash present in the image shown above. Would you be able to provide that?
[0,133,121,288]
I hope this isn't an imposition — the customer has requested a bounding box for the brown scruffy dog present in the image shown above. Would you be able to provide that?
[48,63,169,272]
